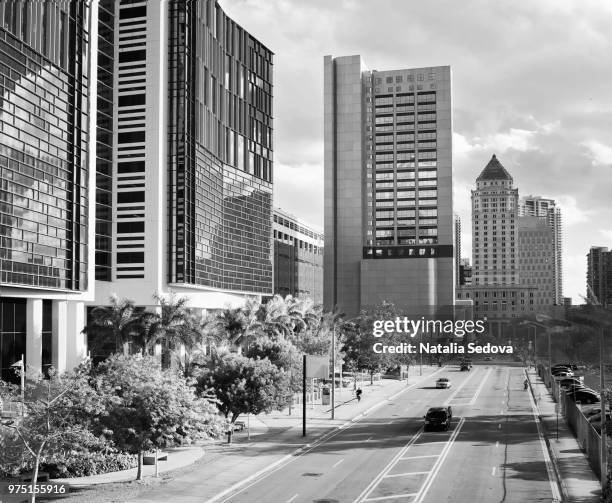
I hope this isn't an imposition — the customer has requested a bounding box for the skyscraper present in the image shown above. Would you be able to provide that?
[0,1,96,379]
[0,0,274,377]
[518,216,556,307]
[520,195,563,304]
[324,55,454,316]
[471,155,518,286]
[92,0,274,312]
[586,246,612,306]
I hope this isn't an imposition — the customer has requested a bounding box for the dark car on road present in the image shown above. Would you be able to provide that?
[424,407,452,431]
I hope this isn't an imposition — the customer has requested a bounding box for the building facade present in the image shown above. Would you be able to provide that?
[0,1,96,380]
[587,246,612,306]
[519,195,563,304]
[518,215,556,307]
[0,0,274,378]
[93,0,273,309]
[324,55,454,316]
[273,208,323,305]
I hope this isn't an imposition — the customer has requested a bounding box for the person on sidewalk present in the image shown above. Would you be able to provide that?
[356,388,362,402]
[524,378,529,390]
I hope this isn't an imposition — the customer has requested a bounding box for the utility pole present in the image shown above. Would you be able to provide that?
[331,325,336,420]
[600,325,607,495]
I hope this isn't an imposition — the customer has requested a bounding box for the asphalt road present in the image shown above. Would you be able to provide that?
[220,364,559,503]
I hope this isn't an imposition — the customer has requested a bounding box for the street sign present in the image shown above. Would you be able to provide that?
[306,356,329,378]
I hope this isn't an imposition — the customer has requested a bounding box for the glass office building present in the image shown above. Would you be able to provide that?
[0,1,94,381]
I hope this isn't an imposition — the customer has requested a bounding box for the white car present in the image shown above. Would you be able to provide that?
[436,377,452,389]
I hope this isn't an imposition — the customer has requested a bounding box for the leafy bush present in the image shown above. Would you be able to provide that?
[42,451,137,478]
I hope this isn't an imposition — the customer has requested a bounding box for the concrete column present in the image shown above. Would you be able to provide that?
[52,300,68,373]
[66,302,86,371]
[26,298,43,375]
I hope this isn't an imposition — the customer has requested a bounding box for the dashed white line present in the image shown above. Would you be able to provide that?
[285,494,298,503]
[491,466,496,476]
[495,441,499,448]
[498,423,502,429]
[384,471,430,478]
[400,454,438,460]
[364,493,419,502]
[332,458,344,468]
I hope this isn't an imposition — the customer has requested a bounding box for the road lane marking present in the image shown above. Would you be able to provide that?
[468,367,493,405]
[366,436,373,442]
[400,454,438,460]
[491,466,496,476]
[498,423,502,429]
[364,493,418,502]
[413,418,466,503]
[384,471,430,478]
[495,441,499,448]
[388,420,394,424]
[354,427,425,502]
[332,459,344,468]
[286,495,298,503]
[443,368,481,405]
[527,375,563,501]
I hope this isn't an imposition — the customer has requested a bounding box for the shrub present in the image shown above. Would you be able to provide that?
[42,451,137,478]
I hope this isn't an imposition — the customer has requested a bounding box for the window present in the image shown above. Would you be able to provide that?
[386,77,393,83]
[119,94,146,107]
[117,252,145,264]
[120,6,147,19]
[118,161,145,173]
[117,191,145,204]
[396,76,403,83]
[119,50,146,63]
[118,131,145,143]
[117,221,144,234]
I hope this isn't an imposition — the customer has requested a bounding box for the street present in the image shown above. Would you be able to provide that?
[218,364,559,503]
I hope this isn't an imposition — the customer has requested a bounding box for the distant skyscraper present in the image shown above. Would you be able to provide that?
[518,216,555,307]
[273,209,324,305]
[324,55,454,315]
[520,196,563,304]
[454,214,461,286]
[471,155,518,286]
[587,246,612,306]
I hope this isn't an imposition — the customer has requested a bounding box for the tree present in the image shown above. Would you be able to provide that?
[83,294,143,357]
[194,351,292,424]
[0,365,103,503]
[93,354,222,480]
[341,302,403,384]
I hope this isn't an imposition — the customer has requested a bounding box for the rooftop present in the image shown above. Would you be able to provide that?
[476,154,513,181]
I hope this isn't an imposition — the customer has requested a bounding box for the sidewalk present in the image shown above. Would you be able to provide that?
[54,365,443,495]
[526,368,601,502]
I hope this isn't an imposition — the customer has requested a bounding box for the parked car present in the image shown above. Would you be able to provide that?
[584,406,610,418]
[552,363,578,371]
[553,370,574,378]
[484,356,492,361]
[436,378,452,389]
[568,390,600,404]
[424,407,452,431]
[557,377,584,387]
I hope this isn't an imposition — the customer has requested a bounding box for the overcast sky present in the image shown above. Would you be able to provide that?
[222,0,612,303]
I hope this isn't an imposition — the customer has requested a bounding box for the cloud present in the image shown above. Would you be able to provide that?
[599,229,612,241]
[581,140,612,167]
[555,195,591,226]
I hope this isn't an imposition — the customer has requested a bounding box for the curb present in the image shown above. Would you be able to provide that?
[204,367,445,503]
[525,369,570,502]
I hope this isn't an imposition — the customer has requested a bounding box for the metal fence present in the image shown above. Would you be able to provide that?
[539,364,603,479]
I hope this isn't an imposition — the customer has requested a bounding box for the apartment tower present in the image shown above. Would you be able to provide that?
[324,55,453,316]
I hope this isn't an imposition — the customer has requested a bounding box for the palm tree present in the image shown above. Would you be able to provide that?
[259,294,292,339]
[83,294,142,357]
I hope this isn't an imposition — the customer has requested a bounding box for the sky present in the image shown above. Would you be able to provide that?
[222,0,612,303]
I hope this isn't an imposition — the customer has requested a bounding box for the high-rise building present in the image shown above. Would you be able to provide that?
[0,0,274,378]
[0,1,96,380]
[518,216,556,307]
[471,155,518,286]
[458,258,472,287]
[92,0,274,312]
[454,214,461,286]
[457,155,538,334]
[273,209,323,304]
[587,246,612,306]
[520,195,563,304]
[324,55,454,316]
